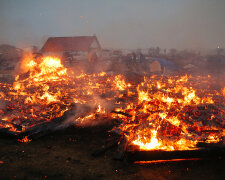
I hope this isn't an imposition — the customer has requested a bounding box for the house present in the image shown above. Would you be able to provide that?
[41,36,102,66]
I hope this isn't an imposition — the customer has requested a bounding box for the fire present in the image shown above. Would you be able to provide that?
[0,53,224,150]
[17,136,31,143]
[114,75,128,90]
[96,104,106,114]
[223,87,225,97]
[112,75,225,151]
[133,130,163,150]
[0,54,129,133]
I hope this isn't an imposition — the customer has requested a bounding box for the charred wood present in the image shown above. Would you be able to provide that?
[92,133,122,157]
[114,136,128,160]
[126,147,225,162]
[0,120,22,131]
[0,127,17,136]
[197,141,225,148]
[11,103,91,139]
[111,111,132,117]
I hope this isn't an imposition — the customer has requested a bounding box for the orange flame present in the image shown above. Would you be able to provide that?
[112,75,224,151]
[0,53,224,152]
[0,54,129,132]
[17,136,31,143]
[222,87,225,97]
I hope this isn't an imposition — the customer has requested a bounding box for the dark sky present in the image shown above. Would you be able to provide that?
[0,0,225,50]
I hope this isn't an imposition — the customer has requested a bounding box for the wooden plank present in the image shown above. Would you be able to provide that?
[0,103,91,139]
[18,103,91,139]
[126,147,225,162]
[111,111,132,117]
[197,141,225,148]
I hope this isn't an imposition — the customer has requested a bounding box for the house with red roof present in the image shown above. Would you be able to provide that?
[41,36,101,66]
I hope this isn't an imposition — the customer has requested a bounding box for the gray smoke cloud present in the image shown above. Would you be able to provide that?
[0,0,225,51]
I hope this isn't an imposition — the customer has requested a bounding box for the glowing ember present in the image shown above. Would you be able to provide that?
[0,53,224,152]
[134,158,201,164]
[0,54,128,133]
[17,136,31,143]
[111,75,225,151]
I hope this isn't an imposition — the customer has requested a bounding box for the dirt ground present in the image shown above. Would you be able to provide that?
[0,125,225,180]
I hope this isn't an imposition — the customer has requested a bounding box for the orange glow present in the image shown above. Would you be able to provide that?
[0,53,129,133]
[111,75,224,151]
[0,53,224,152]
[17,136,31,143]
[222,87,225,97]
[134,158,201,164]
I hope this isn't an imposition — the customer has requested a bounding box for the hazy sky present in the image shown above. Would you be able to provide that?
[0,0,225,50]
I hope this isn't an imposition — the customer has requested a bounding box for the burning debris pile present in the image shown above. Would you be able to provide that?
[0,54,225,160]
[0,54,128,135]
[111,75,225,153]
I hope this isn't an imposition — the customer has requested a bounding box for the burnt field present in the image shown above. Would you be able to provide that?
[0,54,224,180]
[0,125,225,180]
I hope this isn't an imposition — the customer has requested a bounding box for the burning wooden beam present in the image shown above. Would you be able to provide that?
[197,141,225,148]
[17,104,91,139]
[0,103,92,139]
[126,145,225,162]
[111,110,132,117]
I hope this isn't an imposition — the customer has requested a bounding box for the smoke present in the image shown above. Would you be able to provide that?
[1,0,225,50]
[58,95,117,129]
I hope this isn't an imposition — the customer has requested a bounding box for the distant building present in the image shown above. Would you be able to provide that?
[149,58,179,74]
[41,36,101,65]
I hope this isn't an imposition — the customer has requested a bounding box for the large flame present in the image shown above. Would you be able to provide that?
[0,54,224,151]
[0,54,128,133]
